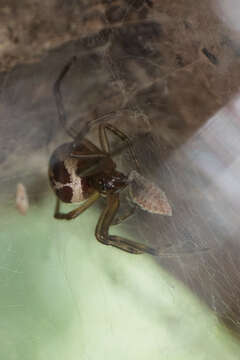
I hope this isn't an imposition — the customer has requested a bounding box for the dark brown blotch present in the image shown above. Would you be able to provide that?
[201,48,219,65]
[56,186,73,203]
[105,6,125,23]
[126,0,153,9]
[49,143,72,184]
[52,161,70,184]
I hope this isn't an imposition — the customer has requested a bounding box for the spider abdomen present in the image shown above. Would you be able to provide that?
[48,143,93,203]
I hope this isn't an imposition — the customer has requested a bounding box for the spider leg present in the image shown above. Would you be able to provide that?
[54,57,93,142]
[111,204,136,226]
[107,236,157,255]
[95,193,157,255]
[70,139,107,160]
[71,154,106,159]
[98,123,141,172]
[54,191,100,220]
[53,56,78,139]
[99,123,111,153]
[54,58,117,143]
[70,152,110,177]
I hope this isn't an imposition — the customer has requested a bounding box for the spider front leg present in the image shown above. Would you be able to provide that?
[98,123,141,172]
[54,57,118,144]
[54,191,100,220]
[53,56,78,139]
[95,193,157,255]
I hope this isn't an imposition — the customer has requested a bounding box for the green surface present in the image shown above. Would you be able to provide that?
[0,195,239,359]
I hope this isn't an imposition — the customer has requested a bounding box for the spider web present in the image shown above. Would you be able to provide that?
[1,0,240,351]
[53,1,240,336]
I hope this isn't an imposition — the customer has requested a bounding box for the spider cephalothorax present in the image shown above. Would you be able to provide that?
[49,140,129,201]
[49,57,172,255]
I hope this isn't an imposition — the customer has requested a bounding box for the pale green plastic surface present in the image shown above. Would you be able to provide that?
[0,196,239,360]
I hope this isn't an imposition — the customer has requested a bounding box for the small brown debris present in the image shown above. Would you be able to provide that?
[16,183,29,215]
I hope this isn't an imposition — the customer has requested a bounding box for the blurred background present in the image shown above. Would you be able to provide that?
[1,0,240,358]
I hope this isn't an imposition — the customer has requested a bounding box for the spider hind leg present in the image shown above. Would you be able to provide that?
[95,193,157,255]
[108,236,157,255]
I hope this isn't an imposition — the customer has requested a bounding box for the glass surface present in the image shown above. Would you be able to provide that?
[1,1,240,359]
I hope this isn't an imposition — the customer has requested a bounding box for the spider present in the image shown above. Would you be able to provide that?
[49,57,172,255]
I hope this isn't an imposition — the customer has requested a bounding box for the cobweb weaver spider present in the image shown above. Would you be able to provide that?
[49,56,172,255]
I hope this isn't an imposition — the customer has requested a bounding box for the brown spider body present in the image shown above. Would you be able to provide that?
[49,56,168,256]
[49,140,128,204]
[47,55,208,257]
